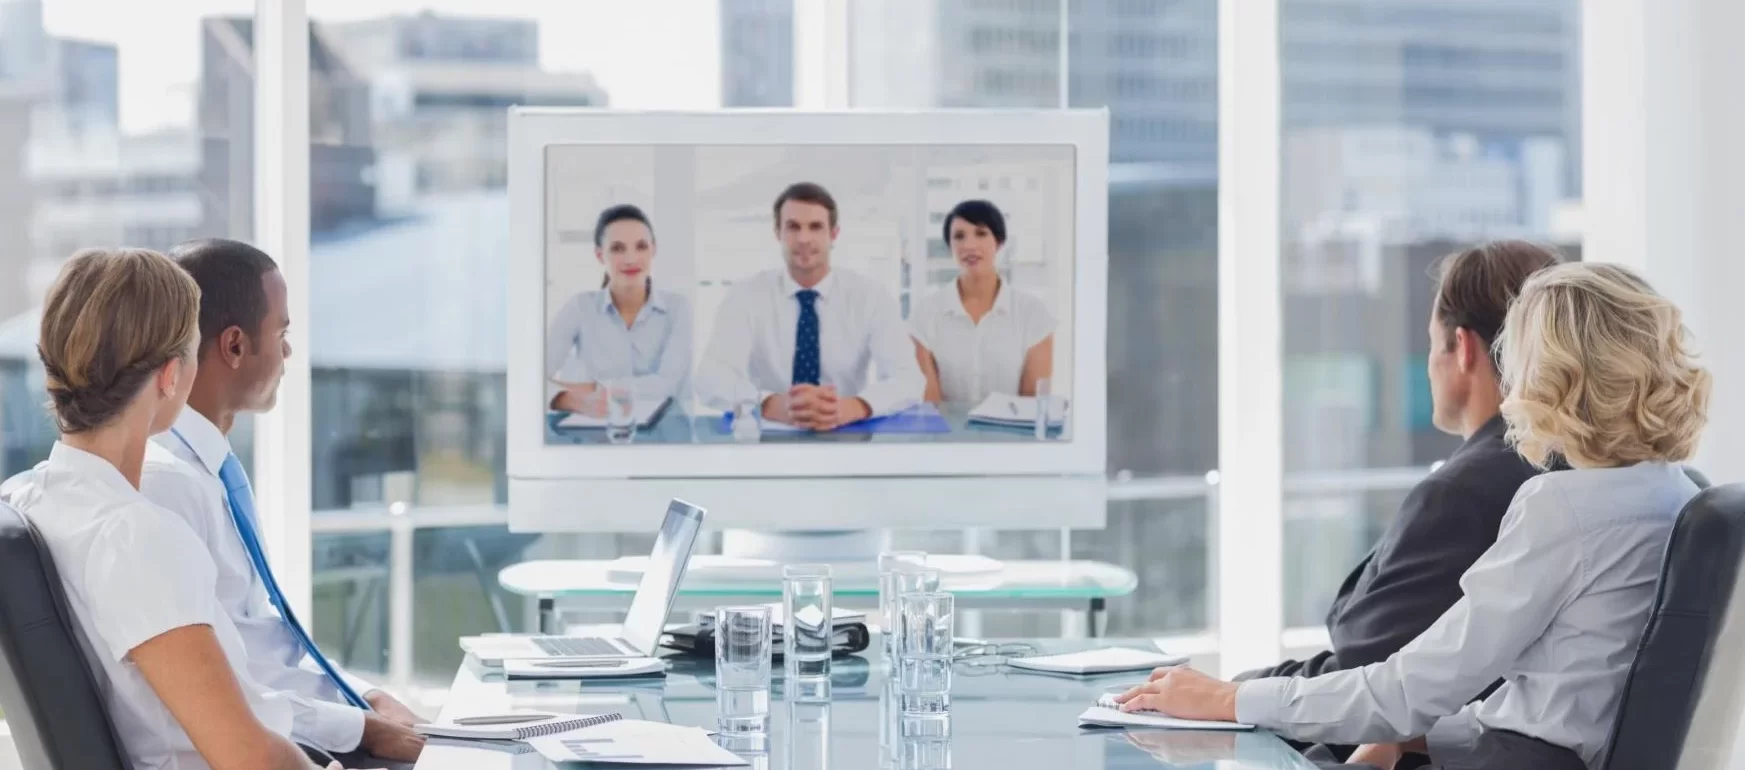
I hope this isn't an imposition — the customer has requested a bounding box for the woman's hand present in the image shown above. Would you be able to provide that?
[553,383,606,417]
[1111,666,1240,722]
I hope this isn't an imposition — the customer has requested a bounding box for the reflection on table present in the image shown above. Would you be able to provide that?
[412,638,1319,770]
[544,403,1067,445]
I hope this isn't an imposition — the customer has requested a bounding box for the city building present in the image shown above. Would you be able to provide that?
[322,12,607,197]
[0,0,121,317]
[201,16,379,237]
[720,0,794,107]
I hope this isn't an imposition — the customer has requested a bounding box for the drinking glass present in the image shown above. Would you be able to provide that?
[898,592,954,727]
[878,675,900,767]
[899,730,953,770]
[713,733,769,770]
[603,380,636,443]
[715,605,772,733]
[878,551,928,664]
[1034,377,1052,440]
[732,399,762,442]
[782,564,833,701]
[785,700,831,770]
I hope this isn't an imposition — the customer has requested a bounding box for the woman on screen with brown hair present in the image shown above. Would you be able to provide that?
[909,199,1057,406]
[1110,262,1709,770]
[544,203,694,415]
[6,248,349,769]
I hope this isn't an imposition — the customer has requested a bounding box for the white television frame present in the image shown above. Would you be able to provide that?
[507,108,1109,482]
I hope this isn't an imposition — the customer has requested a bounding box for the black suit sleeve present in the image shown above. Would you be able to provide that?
[1236,649,1341,681]
[1323,476,1499,672]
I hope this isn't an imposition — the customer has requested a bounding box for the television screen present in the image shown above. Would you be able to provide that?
[540,142,1077,447]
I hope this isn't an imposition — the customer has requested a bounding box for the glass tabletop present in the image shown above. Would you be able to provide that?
[414,639,1319,770]
[498,559,1138,599]
[544,403,1067,445]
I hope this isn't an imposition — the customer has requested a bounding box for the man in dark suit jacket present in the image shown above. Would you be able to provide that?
[1244,241,1565,766]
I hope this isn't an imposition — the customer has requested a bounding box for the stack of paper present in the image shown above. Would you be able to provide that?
[503,657,666,680]
[1078,705,1254,731]
[1005,647,1187,676]
[556,396,670,429]
[967,393,1069,429]
[529,719,748,766]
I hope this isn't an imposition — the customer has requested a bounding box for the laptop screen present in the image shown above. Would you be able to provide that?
[620,499,705,653]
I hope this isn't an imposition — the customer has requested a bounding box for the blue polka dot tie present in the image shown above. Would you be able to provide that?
[793,289,821,386]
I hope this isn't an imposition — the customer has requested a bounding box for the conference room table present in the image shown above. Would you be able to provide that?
[545,402,1066,444]
[500,558,1138,637]
[412,637,1320,770]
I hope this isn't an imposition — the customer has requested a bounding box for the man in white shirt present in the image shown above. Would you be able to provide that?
[695,182,924,430]
[139,238,425,769]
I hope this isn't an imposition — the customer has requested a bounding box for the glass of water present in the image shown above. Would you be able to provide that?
[603,380,637,443]
[898,592,954,728]
[785,700,831,770]
[878,551,928,665]
[1034,377,1053,440]
[715,605,772,733]
[899,729,953,770]
[731,399,762,442]
[782,564,833,701]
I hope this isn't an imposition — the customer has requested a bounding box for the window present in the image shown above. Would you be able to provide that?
[0,0,256,484]
[305,0,715,687]
[1278,0,1582,629]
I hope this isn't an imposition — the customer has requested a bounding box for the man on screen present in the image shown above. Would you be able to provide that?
[696,182,923,431]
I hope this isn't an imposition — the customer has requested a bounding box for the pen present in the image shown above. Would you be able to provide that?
[453,713,555,725]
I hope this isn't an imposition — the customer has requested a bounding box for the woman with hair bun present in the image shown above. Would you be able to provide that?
[6,248,350,769]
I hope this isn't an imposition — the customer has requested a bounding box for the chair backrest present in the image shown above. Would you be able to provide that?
[0,499,131,770]
[1601,483,1745,770]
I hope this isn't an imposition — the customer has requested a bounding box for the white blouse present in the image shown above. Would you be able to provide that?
[909,282,1057,406]
[7,442,294,770]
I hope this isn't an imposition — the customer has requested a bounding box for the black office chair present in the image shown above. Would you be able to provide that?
[0,499,131,770]
[1599,483,1745,770]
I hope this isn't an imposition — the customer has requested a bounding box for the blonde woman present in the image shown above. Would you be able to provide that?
[4,249,351,769]
[1110,262,1710,770]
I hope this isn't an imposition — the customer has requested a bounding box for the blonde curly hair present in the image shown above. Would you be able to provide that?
[1496,262,1710,470]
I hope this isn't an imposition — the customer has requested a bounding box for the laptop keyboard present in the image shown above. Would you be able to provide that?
[533,637,627,657]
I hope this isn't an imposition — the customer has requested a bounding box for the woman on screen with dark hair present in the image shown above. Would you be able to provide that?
[910,199,1056,405]
[545,204,693,414]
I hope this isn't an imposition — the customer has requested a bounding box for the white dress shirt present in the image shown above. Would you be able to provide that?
[141,409,371,753]
[6,442,295,770]
[544,287,693,407]
[909,281,1056,406]
[1236,462,1699,767]
[695,267,924,416]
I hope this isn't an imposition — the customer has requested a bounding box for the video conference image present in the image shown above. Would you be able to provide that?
[540,142,1077,445]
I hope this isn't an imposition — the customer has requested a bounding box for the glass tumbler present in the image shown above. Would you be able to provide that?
[715,605,772,733]
[782,564,833,701]
[878,551,928,664]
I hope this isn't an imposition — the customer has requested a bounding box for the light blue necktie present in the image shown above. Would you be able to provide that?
[214,449,370,710]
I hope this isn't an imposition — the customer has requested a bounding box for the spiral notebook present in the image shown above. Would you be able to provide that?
[415,711,623,741]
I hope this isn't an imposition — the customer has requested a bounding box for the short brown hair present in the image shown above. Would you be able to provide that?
[1432,240,1564,355]
[772,182,838,227]
[37,248,201,433]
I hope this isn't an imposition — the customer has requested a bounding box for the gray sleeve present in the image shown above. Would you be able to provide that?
[1235,483,1582,745]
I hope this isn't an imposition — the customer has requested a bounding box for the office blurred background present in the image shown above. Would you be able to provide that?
[0,0,1581,689]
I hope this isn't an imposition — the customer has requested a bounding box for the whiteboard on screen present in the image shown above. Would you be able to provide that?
[507,109,1108,480]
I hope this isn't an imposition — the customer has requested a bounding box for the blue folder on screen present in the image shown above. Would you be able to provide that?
[719,402,951,435]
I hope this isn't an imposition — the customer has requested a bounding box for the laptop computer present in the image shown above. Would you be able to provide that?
[460,498,705,665]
